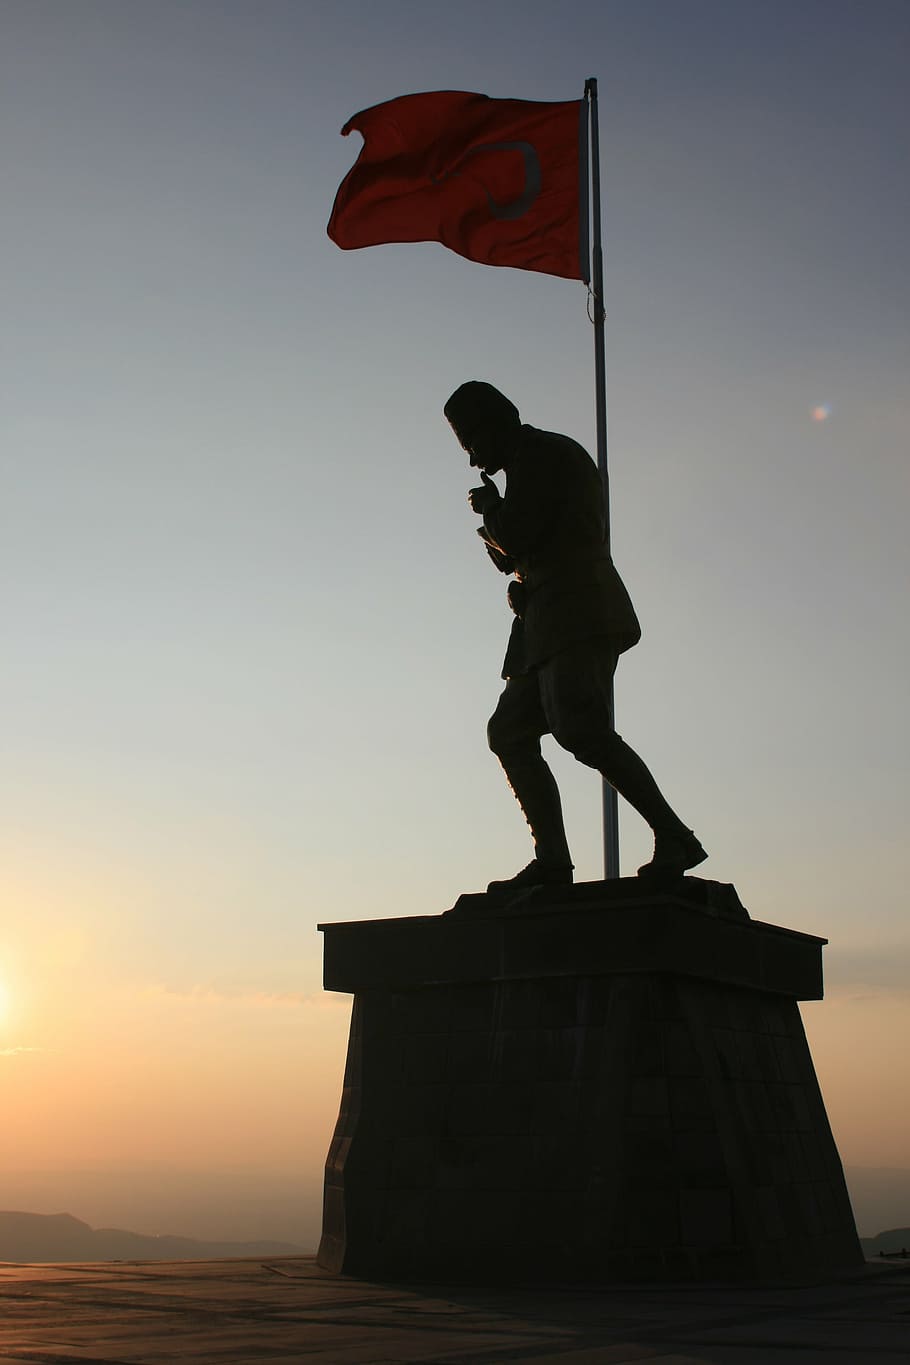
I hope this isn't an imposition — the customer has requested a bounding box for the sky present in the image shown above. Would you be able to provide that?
[1,0,908,1247]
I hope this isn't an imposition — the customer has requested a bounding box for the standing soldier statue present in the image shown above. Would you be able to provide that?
[445,380,707,894]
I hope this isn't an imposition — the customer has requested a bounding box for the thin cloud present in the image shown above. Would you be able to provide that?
[823,985,910,1005]
[140,984,347,1010]
[0,1046,45,1057]
[823,944,910,999]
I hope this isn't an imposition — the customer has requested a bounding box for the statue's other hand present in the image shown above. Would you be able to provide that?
[507,580,527,617]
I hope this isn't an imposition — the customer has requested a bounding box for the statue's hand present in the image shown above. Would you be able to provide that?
[477,525,513,573]
[467,472,500,514]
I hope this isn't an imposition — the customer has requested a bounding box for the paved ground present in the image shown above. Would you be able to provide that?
[0,1256,907,1363]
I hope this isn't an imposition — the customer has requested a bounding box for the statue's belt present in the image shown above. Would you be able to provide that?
[514,554,613,593]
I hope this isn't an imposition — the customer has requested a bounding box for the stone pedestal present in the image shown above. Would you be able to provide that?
[317,878,862,1281]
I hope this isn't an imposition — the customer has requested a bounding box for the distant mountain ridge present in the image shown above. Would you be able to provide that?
[860,1228,910,1257]
[844,1167,910,1239]
[4,1207,910,1265]
[0,1211,304,1263]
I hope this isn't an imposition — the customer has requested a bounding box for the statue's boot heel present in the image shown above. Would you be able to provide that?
[486,860,574,897]
[637,829,707,879]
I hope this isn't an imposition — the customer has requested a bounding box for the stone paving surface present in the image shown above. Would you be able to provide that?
[0,1256,907,1363]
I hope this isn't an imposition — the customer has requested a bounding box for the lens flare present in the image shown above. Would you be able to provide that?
[811,404,831,422]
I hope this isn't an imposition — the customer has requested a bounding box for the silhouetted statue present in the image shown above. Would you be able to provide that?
[445,380,707,892]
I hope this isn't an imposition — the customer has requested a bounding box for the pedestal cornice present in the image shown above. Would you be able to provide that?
[319,877,826,1000]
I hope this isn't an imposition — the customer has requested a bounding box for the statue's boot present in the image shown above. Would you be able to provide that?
[486,859,574,895]
[490,751,574,892]
[637,828,707,878]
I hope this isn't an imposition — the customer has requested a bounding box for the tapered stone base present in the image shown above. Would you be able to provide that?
[317,878,862,1281]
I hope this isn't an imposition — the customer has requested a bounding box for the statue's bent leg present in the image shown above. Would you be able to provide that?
[542,641,706,873]
[487,675,573,870]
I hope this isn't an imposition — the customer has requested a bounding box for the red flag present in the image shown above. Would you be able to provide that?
[328,90,589,282]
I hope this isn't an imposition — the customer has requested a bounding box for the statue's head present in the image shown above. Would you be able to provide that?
[444,381,521,474]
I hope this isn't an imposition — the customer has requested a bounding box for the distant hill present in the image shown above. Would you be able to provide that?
[844,1167,910,1239]
[0,1211,304,1263]
[860,1228,910,1258]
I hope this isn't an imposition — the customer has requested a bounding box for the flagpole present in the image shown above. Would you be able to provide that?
[584,76,620,881]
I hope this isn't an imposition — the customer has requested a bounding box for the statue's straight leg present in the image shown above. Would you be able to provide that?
[487,675,573,869]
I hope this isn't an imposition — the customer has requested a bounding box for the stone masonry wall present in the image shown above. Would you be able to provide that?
[318,971,860,1280]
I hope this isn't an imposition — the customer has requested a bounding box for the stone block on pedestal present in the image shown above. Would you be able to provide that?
[317,877,862,1282]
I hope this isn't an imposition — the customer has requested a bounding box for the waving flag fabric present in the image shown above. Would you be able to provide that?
[328,90,588,282]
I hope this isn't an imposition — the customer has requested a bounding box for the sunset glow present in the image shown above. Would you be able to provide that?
[0,0,906,1252]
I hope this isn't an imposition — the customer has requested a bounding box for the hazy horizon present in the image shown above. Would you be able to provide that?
[1,1163,909,1252]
